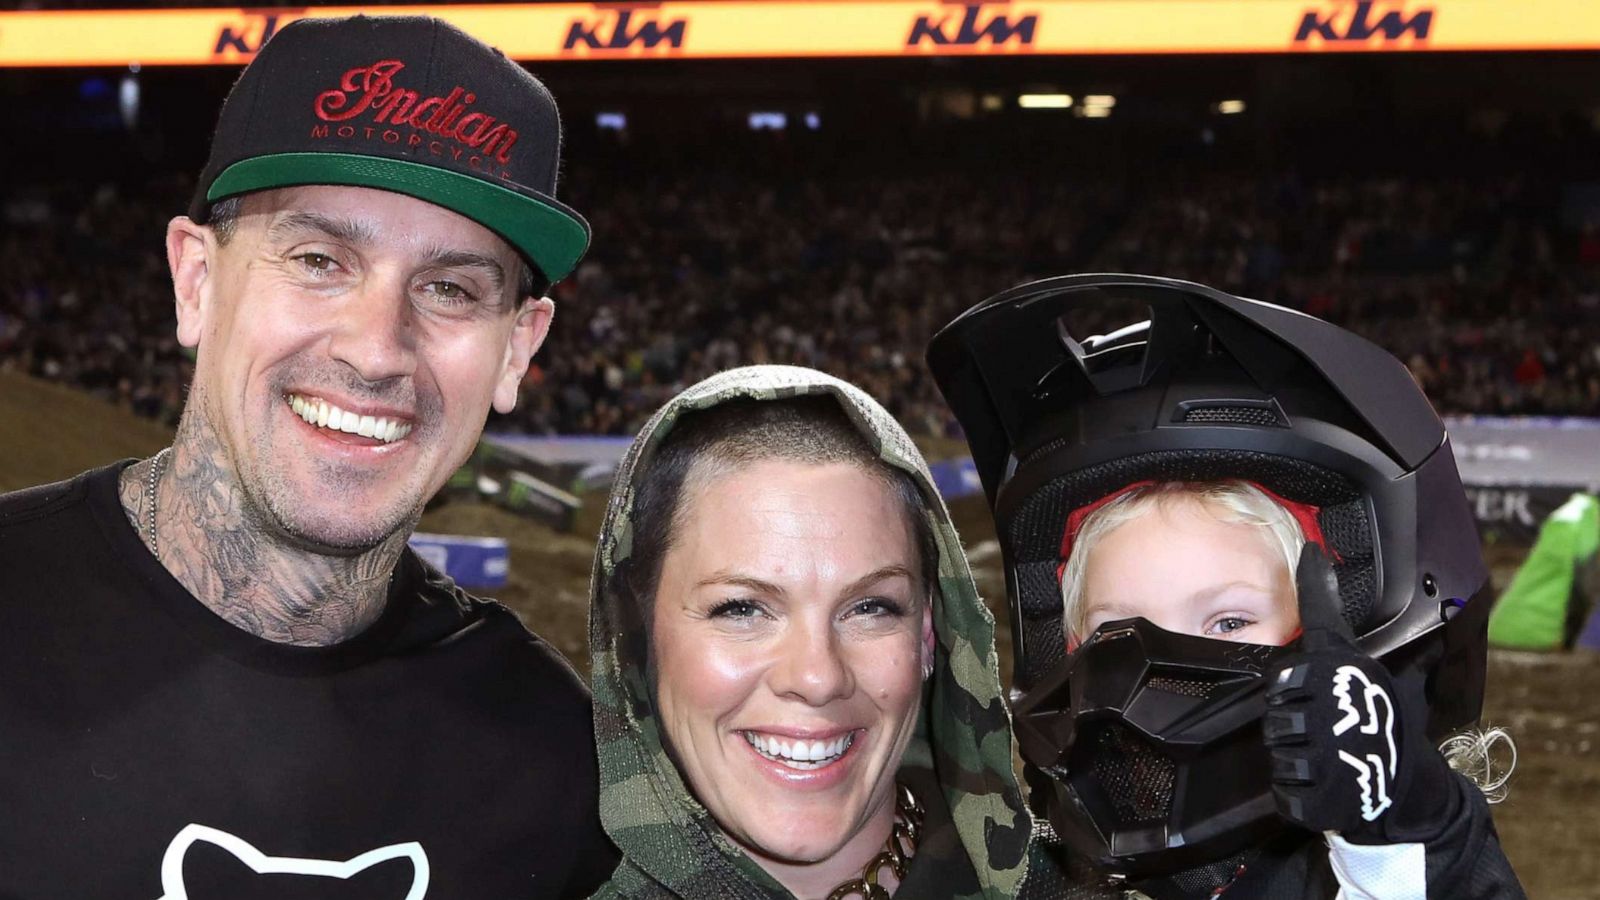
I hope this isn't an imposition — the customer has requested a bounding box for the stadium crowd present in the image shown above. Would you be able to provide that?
[3,166,1597,438]
[509,163,1600,436]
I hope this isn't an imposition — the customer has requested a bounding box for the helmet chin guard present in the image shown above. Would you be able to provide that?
[1015,617,1289,878]
[928,274,1492,879]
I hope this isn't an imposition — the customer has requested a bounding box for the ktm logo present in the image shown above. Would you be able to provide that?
[1294,1,1434,44]
[908,4,1038,47]
[564,9,687,51]
[213,13,298,56]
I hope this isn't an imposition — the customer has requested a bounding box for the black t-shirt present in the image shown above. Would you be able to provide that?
[0,463,617,899]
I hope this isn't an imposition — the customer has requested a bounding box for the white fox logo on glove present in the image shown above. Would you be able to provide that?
[156,824,430,900]
[1330,664,1398,821]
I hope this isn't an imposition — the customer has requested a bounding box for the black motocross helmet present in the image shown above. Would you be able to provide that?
[926,274,1491,881]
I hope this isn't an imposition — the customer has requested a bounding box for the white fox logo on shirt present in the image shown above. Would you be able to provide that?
[156,824,430,900]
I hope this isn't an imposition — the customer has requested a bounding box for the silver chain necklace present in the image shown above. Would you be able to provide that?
[144,447,171,557]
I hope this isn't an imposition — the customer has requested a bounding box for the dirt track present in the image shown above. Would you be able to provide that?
[4,371,1595,898]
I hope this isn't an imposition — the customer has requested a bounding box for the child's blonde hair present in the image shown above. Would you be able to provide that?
[1059,480,1307,640]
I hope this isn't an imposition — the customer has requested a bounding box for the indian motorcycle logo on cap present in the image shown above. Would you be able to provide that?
[310,60,519,179]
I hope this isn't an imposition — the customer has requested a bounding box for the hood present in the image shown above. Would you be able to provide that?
[588,365,1030,898]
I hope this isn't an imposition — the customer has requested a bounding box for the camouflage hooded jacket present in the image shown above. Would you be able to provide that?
[586,365,1034,900]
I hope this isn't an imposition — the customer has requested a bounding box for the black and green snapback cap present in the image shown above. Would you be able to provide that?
[189,14,590,286]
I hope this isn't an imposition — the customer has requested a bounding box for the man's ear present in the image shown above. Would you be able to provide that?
[167,216,214,349]
[493,296,555,415]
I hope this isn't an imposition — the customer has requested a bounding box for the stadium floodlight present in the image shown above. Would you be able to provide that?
[749,111,787,130]
[1018,93,1072,109]
[596,112,627,131]
[1217,99,1246,114]
[1077,94,1115,118]
[119,73,139,130]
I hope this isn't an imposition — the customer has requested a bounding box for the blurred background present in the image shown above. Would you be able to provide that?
[1,1,1596,896]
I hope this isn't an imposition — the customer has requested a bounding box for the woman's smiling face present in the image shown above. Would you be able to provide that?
[649,458,931,869]
[1079,495,1300,645]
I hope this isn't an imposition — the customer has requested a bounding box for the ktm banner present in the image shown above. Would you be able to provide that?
[0,0,1593,67]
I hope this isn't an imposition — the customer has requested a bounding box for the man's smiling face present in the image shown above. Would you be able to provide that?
[169,184,551,552]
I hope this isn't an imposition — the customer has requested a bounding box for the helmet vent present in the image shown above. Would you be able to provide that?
[1169,852,1256,894]
[1091,724,1176,827]
[1180,405,1284,427]
[1146,676,1218,699]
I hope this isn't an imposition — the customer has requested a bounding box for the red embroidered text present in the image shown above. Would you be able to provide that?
[314,60,518,164]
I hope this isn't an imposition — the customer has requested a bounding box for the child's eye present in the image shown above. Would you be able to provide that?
[1208,616,1254,635]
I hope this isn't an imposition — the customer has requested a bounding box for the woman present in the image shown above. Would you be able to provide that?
[586,365,1076,899]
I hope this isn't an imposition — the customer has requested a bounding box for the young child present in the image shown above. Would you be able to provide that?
[1050,478,1521,898]
[927,273,1525,899]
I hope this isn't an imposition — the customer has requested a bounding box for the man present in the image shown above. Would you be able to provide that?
[0,15,615,898]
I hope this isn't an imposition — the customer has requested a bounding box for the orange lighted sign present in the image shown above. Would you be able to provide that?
[0,1,1593,67]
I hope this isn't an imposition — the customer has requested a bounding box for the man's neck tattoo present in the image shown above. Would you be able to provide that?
[120,417,411,647]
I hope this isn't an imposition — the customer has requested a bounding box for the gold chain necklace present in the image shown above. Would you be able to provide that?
[825,783,924,900]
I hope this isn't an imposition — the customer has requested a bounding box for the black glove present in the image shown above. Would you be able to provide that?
[1263,544,1457,844]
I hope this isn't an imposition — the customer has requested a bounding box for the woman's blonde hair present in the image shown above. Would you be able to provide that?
[1059,480,1307,640]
